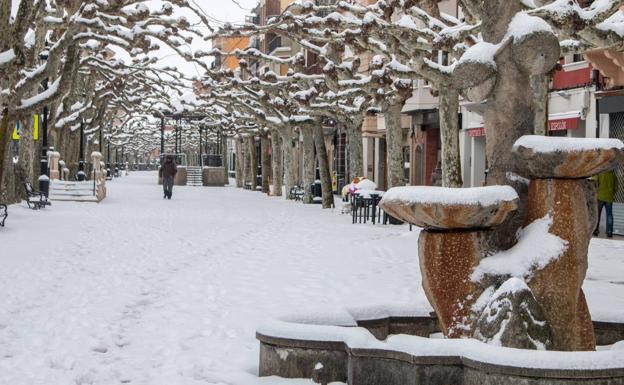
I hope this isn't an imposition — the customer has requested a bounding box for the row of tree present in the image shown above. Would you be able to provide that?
[2,0,622,211]
[0,0,213,203]
[194,0,622,209]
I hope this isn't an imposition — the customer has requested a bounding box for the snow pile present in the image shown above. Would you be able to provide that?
[513,135,624,153]
[597,10,624,37]
[506,12,554,41]
[355,179,377,191]
[381,186,518,206]
[375,334,624,370]
[458,41,499,68]
[471,216,568,282]
[0,49,16,65]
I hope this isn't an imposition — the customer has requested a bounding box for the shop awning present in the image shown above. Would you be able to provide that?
[548,111,581,131]
[466,111,581,137]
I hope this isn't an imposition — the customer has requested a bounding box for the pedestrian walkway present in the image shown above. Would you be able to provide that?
[0,172,623,385]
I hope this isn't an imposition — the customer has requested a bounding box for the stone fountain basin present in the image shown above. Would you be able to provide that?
[379,186,519,230]
[257,305,624,385]
[513,135,624,179]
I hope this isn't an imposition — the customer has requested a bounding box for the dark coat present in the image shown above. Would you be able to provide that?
[159,159,177,178]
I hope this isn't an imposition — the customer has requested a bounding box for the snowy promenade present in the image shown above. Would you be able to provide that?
[0,172,623,385]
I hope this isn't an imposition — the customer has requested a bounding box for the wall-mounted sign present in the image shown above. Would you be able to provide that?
[468,127,486,137]
[548,117,580,131]
[11,115,40,140]
[12,121,20,140]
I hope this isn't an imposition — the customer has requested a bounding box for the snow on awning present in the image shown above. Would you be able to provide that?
[548,111,581,131]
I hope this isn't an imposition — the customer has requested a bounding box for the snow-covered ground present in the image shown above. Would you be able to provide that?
[0,171,622,385]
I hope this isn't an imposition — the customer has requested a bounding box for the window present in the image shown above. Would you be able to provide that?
[441,51,449,66]
[403,146,411,182]
[573,53,584,63]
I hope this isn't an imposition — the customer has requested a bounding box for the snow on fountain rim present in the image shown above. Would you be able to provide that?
[258,303,624,371]
[381,185,519,206]
[513,135,624,153]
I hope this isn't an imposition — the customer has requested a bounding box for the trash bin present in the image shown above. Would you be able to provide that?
[311,181,322,203]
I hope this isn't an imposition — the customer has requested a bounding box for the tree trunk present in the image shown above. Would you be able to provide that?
[301,127,315,204]
[242,137,251,186]
[0,111,11,202]
[439,88,463,187]
[314,126,333,208]
[531,74,549,136]
[385,103,405,189]
[483,0,536,250]
[281,129,296,200]
[346,115,364,182]
[235,138,243,188]
[222,134,229,185]
[260,134,271,194]
[18,115,38,187]
[248,136,258,190]
[271,131,283,196]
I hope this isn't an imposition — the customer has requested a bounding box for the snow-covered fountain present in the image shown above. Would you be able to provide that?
[255,1,624,383]
[255,136,624,385]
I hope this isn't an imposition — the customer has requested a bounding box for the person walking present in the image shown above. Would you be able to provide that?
[593,170,618,238]
[159,156,177,200]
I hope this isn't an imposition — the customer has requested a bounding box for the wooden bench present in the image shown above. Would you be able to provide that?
[244,182,253,190]
[0,204,7,227]
[24,182,51,210]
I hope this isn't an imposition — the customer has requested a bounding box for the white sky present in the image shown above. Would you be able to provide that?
[153,0,259,78]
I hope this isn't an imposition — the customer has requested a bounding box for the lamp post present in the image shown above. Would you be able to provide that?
[38,48,50,195]
[106,136,111,178]
[77,119,86,181]
[199,127,203,167]
[160,117,164,155]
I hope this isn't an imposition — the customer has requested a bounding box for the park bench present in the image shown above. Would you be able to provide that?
[0,204,7,227]
[244,181,252,190]
[290,185,305,201]
[24,182,51,210]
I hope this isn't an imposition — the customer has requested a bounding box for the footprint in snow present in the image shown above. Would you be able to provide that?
[91,345,108,354]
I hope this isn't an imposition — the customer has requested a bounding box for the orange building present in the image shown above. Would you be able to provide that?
[212,35,250,70]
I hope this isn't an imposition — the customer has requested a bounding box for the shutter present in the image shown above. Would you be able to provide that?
[609,112,624,235]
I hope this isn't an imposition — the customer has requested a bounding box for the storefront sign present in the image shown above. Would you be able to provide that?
[468,127,485,137]
[549,117,580,131]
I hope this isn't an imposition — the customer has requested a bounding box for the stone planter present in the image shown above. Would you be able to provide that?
[202,166,225,186]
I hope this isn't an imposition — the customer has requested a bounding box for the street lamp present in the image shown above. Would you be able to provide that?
[38,47,50,195]
[77,92,87,181]
[160,117,164,155]
[77,118,86,181]
[199,126,203,167]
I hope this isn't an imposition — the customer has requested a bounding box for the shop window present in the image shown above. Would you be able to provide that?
[403,146,411,182]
